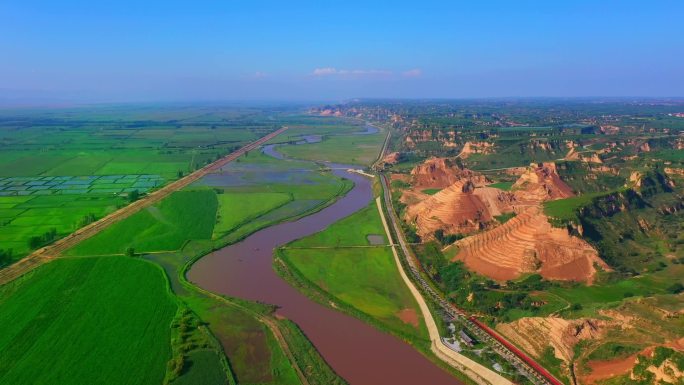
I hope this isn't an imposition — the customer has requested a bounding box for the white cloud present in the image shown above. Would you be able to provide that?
[312,67,392,77]
[402,68,423,78]
[312,67,340,76]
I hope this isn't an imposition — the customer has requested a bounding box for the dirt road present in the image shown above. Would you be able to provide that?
[0,127,288,285]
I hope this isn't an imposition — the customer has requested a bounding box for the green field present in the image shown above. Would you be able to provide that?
[281,203,426,340]
[213,192,292,239]
[488,181,514,191]
[282,246,426,338]
[0,194,124,259]
[0,106,287,261]
[543,191,610,221]
[49,127,355,385]
[0,257,176,385]
[172,350,230,385]
[181,294,300,385]
[290,204,387,247]
[277,129,385,166]
[67,189,218,255]
[421,188,442,195]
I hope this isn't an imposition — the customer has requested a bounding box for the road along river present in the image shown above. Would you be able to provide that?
[188,136,463,385]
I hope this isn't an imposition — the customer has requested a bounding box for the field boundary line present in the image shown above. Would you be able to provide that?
[0,127,289,285]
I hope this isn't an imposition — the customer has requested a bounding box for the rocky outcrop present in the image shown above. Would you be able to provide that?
[410,157,490,189]
[457,141,494,159]
[512,162,574,204]
[404,130,459,149]
[665,167,684,177]
[453,207,608,282]
[382,152,401,164]
[405,181,498,238]
[497,317,609,363]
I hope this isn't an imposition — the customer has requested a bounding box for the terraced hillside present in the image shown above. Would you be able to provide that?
[454,207,607,282]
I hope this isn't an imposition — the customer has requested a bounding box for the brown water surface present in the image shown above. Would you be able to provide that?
[189,156,462,385]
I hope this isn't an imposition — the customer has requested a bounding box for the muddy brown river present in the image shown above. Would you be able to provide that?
[188,137,462,384]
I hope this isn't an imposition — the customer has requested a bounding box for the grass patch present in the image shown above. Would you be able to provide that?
[547,266,682,316]
[290,203,387,247]
[281,246,427,339]
[278,130,385,166]
[543,192,609,221]
[494,212,516,224]
[587,342,643,361]
[171,349,230,385]
[181,292,300,385]
[67,189,217,255]
[213,192,292,239]
[0,256,177,385]
[421,188,442,195]
[488,181,514,191]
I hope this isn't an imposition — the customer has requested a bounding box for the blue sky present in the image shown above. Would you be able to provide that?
[1,1,683,102]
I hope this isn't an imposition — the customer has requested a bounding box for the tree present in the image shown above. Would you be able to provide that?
[128,189,140,203]
[125,247,136,257]
[666,282,684,294]
[0,249,12,266]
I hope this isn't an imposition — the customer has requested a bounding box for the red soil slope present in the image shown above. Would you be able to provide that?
[453,207,608,282]
[513,162,574,205]
[410,157,489,189]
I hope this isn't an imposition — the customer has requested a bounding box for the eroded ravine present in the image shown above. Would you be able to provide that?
[188,131,462,385]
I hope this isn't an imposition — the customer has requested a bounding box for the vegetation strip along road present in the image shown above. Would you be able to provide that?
[374,196,512,385]
[379,172,563,385]
[0,127,288,285]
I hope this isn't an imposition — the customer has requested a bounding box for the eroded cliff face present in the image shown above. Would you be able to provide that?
[382,152,401,164]
[403,158,505,238]
[512,162,575,204]
[403,159,607,282]
[497,317,609,363]
[453,207,608,283]
[405,181,505,237]
[409,157,490,189]
[457,141,495,159]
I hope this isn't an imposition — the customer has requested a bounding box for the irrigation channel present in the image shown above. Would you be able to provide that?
[189,126,463,385]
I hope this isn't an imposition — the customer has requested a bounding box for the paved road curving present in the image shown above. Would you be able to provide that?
[375,196,513,385]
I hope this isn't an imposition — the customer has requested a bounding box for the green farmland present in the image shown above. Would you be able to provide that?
[0,106,279,261]
[67,189,218,255]
[0,257,176,385]
[213,192,292,239]
[48,120,353,385]
[277,126,386,165]
[280,203,427,341]
[289,204,387,248]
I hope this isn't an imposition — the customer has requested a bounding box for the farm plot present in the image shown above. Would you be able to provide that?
[66,189,218,256]
[213,192,292,239]
[280,203,427,340]
[0,256,177,385]
[0,193,125,260]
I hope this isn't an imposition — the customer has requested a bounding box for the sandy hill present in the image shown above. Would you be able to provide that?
[512,162,574,204]
[496,317,608,364]
[453,207,608,282]
[382,152,401,164]
[457,141,494,159]
[410,157,489,189]
[405,181,515,237]
[403,158,509,238]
